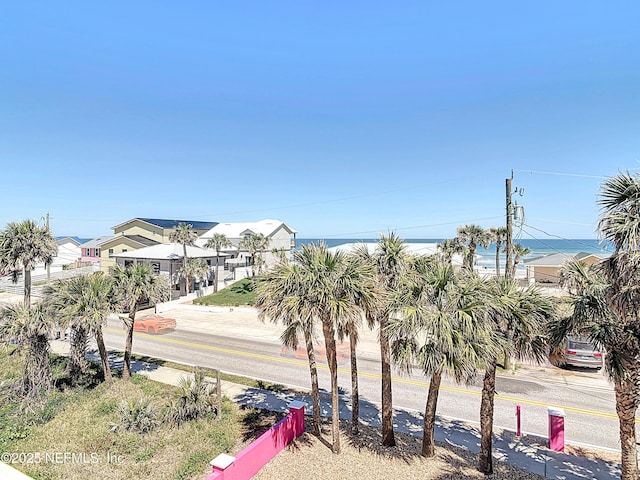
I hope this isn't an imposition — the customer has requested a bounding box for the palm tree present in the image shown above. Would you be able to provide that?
[239,233,270,277]
[548,171,640,480]
[256,243,369,453]
[204,233,232,292]
[256,258,322,436]
[390,258,494,457]
[510,243,531,278]
[353,233,410,447]
[180,258,209,293]
[0,219,57,307]
[488,227,508,277]
[456,224,491,272]
[169,223,199,292]
[0,302,55,398]
[112,264,169,380]
[337,253,377,434]
[45,273,119,383]
[436,238,462,266]
[552,258,639,479]
[478,278,554,474]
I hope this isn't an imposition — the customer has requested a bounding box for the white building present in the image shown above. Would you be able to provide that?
[197,219,297,267]
[327,241,464,268]
[111,242,227,297]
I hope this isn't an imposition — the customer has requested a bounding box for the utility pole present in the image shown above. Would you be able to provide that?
[505,173,513,280]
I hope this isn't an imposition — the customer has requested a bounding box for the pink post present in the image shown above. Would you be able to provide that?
[288,400,305,438]
[547,407,565,452]
[210,453,235,479]
[516,404,521,437]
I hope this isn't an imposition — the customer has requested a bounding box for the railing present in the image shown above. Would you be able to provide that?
[206,401,305,480]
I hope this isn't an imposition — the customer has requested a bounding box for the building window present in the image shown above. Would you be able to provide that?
[151,262,160,275]
[124,260,133,268]
[108,248,114,256]
[96,248,100,257]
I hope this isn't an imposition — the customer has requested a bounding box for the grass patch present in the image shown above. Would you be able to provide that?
[0,348,271,480]
[193,278,257,306]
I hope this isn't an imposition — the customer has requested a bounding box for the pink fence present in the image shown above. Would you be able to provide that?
[206,401,305,480]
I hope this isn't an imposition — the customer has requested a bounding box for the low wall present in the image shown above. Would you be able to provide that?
[206,401,305,480]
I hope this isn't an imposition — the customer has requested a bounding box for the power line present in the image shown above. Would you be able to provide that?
[521,223,609,254]
[513,169,609,179]
[309,216,504,239]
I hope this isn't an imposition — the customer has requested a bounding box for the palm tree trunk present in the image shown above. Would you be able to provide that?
[214,253,220,293]
[349,331,359,434]
[183,244,189,292]
[68,324,90,382]
[321,318,340,454]
[479,357,497,474]
[615,365,639,480]
[94,328,112,382]
[495,240,501,277]
[24,269,32,308]
[122,311,135,380]
[422,370,442,457]
[379,315,396,446]
[304,328,321,436]
[24,333,52,397]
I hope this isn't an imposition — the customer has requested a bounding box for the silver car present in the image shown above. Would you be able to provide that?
[562,335,603,370]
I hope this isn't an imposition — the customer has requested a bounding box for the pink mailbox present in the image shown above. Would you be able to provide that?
[547,407,566,452]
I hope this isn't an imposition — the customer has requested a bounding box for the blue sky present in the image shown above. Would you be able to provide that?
[1,2,638,240]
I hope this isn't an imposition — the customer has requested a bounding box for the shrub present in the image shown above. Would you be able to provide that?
[165,370,217,426]
[111,397,160,434]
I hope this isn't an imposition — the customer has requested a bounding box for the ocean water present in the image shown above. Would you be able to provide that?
[296,238,612,271]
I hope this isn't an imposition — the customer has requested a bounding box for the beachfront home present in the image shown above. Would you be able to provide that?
[197,219,297,268]
[111,243,224,297]
[524,252,609,284]
[80,236,114,264]
[29,237,83,277]
[100,218,218,272]
[112,217,218,243]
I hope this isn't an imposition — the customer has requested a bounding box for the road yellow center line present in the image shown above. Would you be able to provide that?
[106,327,627,422]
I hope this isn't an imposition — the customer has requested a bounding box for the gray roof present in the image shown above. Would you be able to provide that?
[126,235,161,247]
[112,243,226,260]
[80,236,115,248]
[524,252,608,267]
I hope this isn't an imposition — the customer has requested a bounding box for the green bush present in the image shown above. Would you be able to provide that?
[111,397,160,434]
[165,370,217,426]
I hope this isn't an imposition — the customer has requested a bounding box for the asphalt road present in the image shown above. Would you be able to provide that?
[102,318,624,451]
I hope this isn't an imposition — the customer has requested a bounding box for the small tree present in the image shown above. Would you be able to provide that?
[0,219,57,307]
[204,233,232,293]
[0,302,55,399]
[510,243,531,278]
[169,223,199,292]
[456,224,491,272]
[488,227,508,277]
[45,273,119,383]
[239,233,270,277]
[180,258,209,293]
[112,264,168,380]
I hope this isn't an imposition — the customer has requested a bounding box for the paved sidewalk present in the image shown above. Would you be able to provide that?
[49,338,622,480]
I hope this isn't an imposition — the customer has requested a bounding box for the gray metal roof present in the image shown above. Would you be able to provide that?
[80,236,115,248]
[523,252,608,267]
